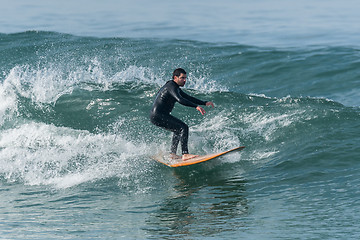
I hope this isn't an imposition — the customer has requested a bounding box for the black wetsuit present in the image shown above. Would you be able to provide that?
[150,80,207,155]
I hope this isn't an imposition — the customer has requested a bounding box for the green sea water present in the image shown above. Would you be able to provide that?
[1,0,360,239]
[0,31,359,239]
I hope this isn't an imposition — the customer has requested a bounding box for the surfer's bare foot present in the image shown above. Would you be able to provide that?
[169,153,181,160]
[182,154,199,161]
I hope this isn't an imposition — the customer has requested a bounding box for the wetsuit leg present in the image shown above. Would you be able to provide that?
[150,113,189,155]
[170,123,189,154]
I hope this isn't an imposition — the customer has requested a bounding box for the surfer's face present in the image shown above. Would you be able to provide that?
[174,73,187,87]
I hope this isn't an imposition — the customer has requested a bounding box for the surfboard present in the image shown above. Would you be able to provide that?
[152,146,245,167]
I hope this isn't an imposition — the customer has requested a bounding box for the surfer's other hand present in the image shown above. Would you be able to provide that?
[206,101,215,108]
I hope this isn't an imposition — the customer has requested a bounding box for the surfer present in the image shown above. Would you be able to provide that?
[150,68,214,161]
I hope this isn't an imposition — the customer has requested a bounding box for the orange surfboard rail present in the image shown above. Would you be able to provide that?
[152,146,245,167]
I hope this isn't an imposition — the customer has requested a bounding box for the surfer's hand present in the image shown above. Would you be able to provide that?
[206,101,214,108]
[196,106,206,115]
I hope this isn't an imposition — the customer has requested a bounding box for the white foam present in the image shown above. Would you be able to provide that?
[0,122,149,189]
[0,64,76,125]
[185,73,228,93]
[0,76,18,125]
[190,110,242,155]
[5,65,75,104]
[240,109,306,142]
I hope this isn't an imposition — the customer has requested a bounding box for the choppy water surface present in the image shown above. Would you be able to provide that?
[1,0,360,239]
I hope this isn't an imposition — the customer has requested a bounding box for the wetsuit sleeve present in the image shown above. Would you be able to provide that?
[179,90,207,106]
[168,85,200,108]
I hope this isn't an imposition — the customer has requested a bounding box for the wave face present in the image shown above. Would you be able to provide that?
[0,31,359,239]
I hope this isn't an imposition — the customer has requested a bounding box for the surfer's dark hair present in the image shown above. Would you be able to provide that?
[172,68,186,79]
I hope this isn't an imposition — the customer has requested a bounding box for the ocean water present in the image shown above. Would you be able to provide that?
[1,0,360,239]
